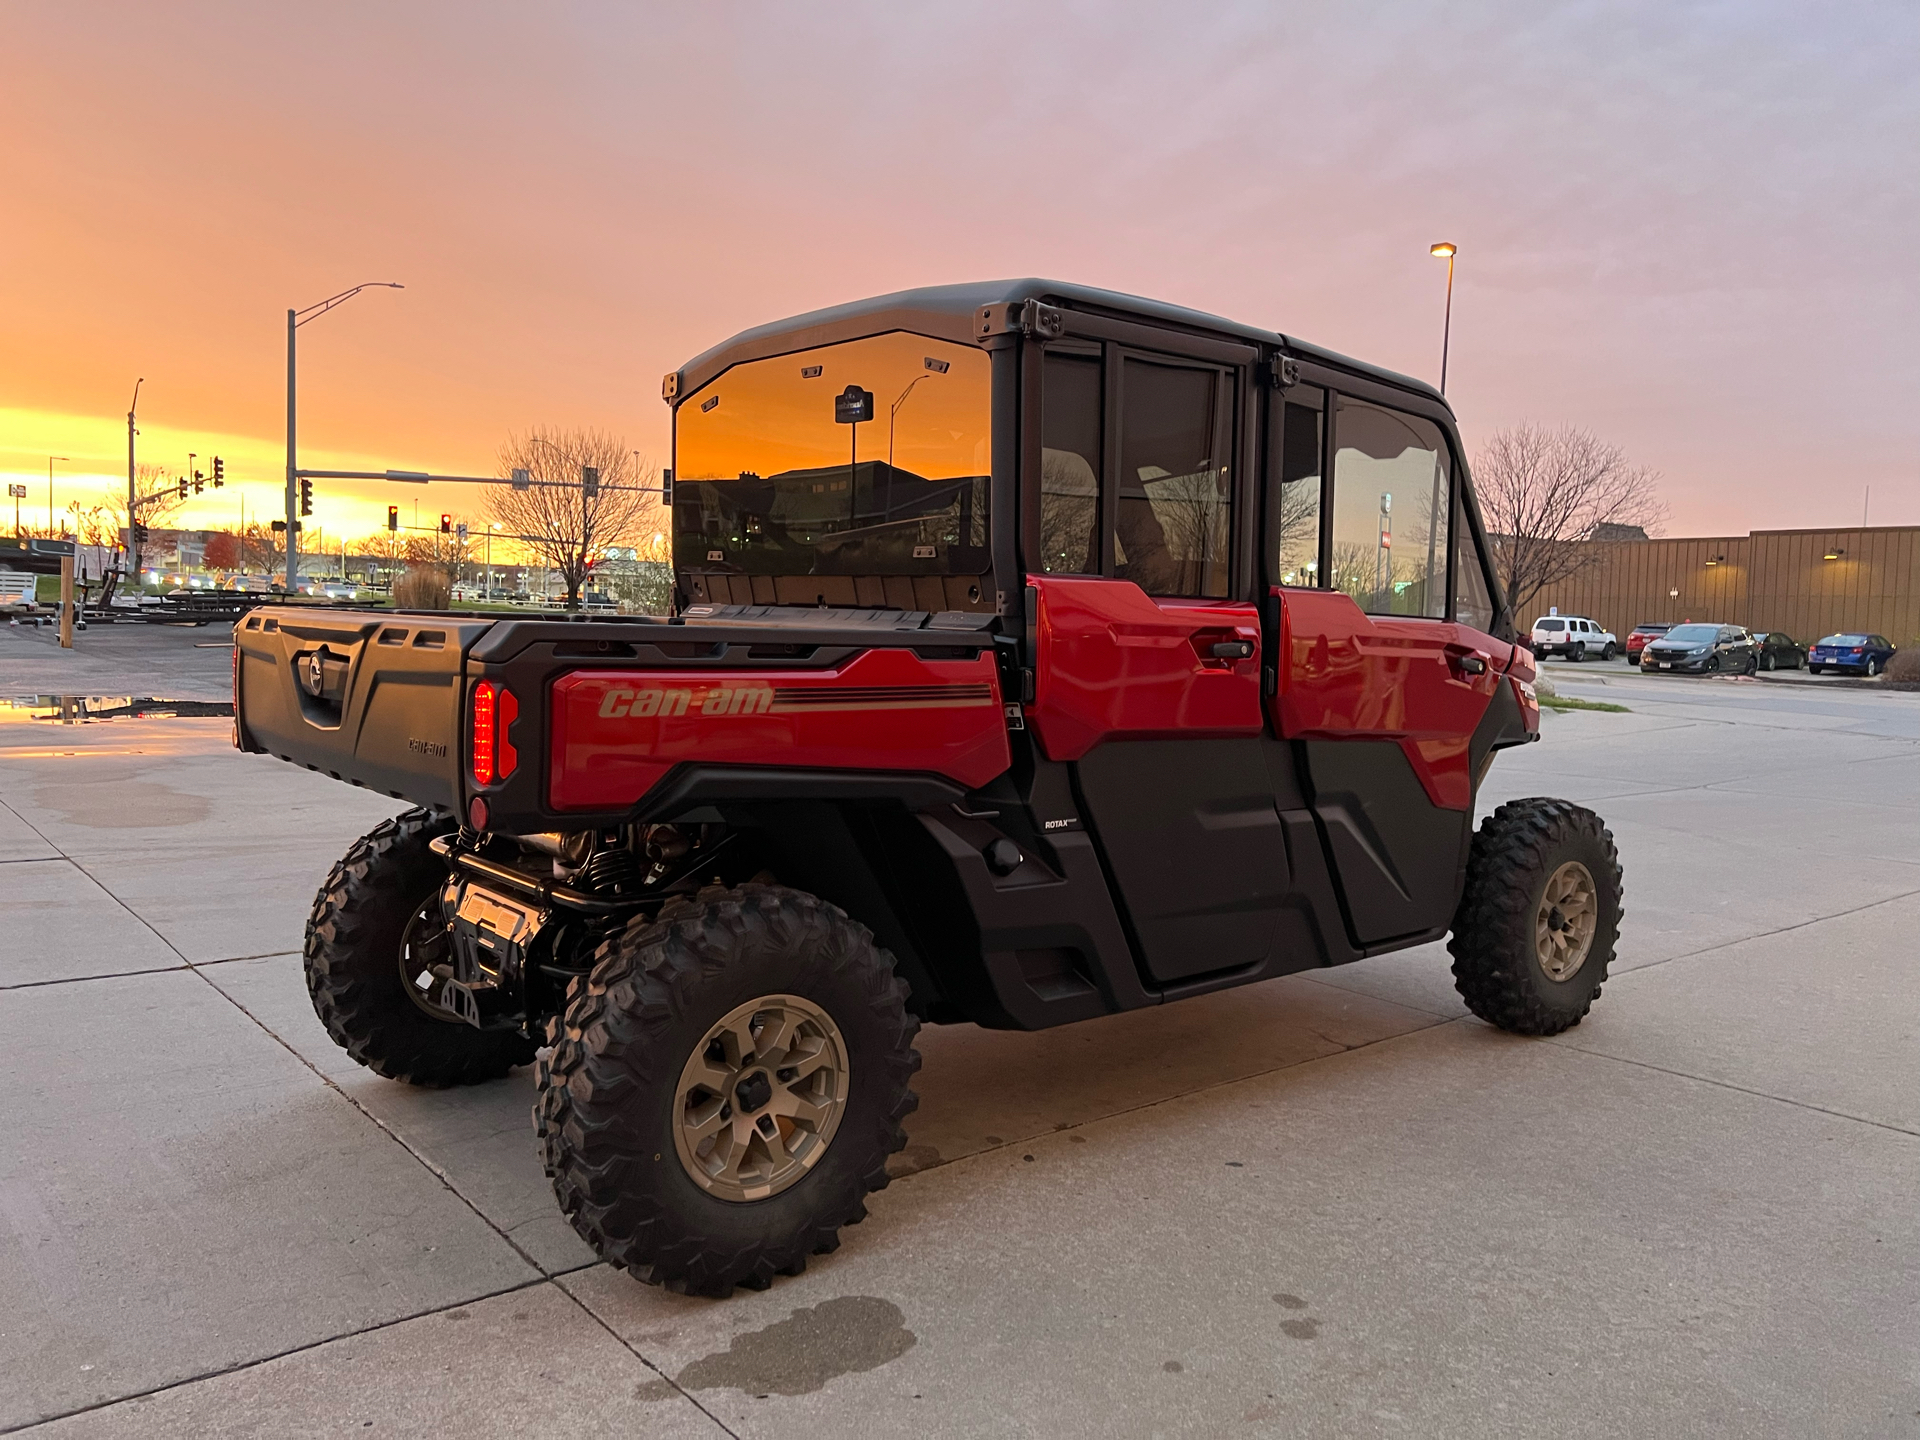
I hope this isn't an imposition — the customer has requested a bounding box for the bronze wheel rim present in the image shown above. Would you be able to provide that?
[1535,861,1598,982]
[673,994,850,1203]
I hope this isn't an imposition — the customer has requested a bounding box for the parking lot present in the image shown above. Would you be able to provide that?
[2,627,1917,1437]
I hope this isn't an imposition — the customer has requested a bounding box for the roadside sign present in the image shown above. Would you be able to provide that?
[6,484,25,499]
[835,386,874,424]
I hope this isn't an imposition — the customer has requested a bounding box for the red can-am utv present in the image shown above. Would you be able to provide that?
[236,280,1622,1296]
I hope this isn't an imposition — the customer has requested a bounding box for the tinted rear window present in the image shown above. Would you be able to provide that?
[1818,634,1867,646]
[1535,619,1565,632]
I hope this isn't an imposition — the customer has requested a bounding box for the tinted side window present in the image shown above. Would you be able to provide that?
[1268,386,1323,586]
[1117,358,1233,598]
[1330,399,1450,618]
[1040,353,1101,575]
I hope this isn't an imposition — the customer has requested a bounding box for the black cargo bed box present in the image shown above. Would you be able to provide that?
[235,607,495,808]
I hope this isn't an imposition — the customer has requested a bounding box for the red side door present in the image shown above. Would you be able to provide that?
[1026,574,1262,759]
[1028,575,1300,986]
[1268,587,1504,945]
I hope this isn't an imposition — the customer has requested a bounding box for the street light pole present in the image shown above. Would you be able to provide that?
[127,379,143,582]
[1429,242,1458,396]
[287,282,403,592]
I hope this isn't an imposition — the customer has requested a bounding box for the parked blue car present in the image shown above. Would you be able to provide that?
[1808,633,1897,676]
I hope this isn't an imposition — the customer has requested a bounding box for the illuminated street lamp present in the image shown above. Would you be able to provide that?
[1430,242,1458,396]
[288,283,404,591]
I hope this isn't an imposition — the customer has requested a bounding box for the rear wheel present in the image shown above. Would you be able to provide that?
[1866,658,1881,677]
[1762,651,1775,671]
[1570,643,1586,662]
[1449,798,1622,1036]
[537,884,920,1296]
[305,808,536,1085]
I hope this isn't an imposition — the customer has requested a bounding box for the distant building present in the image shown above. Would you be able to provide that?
[1587,523,1649,543]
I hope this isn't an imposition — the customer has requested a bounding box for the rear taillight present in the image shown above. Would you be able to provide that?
[1850,647,1864,655]
[471,680,518,786]
[471,682,496,784]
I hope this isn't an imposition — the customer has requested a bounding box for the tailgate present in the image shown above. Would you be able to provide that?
[235,607,495,807]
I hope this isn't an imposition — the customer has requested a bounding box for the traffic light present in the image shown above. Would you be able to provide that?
[193,470,204,494]
[177,477,189,499]
[211,456,224,487]
[387,506,399,532]
[134,523,150,542]
[299,477,314,517]
[439,513,452,534]
[582,466,600,500]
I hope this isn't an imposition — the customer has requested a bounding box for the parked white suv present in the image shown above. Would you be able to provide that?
[1532,614,1618,661]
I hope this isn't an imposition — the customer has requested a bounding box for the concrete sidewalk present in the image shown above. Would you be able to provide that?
[2,672,1916,1436]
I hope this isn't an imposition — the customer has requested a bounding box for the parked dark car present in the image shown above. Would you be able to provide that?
[1624,623,1672,663]
[1808,633,1897,676]
[1750,631,1806,671]
[1640,623,1756,674]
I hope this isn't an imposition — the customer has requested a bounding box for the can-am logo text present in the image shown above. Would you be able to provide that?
[596,686,773,719]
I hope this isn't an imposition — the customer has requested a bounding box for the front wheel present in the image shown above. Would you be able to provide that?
[537,884,920,1296]
[1449,798,1623,1036]
[1599,642,1615,661]
[305,808,536,1085]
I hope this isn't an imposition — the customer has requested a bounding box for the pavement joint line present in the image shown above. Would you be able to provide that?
[0,963,191,992]
[194,969,555,1280]
[1293,969,1464,1020]
[548,1276,746,1440]
[1608,885,1920,978]
[1542,1036,1920,1140]
[897,1008,1458,1183]
[0,1275,557,1436]
[0,854,64,865]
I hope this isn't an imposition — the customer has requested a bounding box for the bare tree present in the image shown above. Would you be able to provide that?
[487,428,660,607]
[96,464,190,542]
[1472,424,1666,621]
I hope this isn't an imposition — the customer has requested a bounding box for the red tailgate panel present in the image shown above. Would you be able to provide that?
[548,648,1010,812]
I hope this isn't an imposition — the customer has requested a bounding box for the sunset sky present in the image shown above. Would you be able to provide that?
[4,3,1915,550]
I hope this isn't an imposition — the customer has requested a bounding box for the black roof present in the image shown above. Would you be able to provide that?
[671,278,1445,409]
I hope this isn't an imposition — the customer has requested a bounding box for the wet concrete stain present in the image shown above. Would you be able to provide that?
[32,777,212,828]
[634,1295,916,1402]
[1162,1360,1184,1373]
[1273,1293,1320,1339]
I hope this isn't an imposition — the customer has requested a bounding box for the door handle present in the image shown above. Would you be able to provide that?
[1208,640,1255,660]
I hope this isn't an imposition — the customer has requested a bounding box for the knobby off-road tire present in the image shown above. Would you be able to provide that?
[305,807,536,1085]
[1449,798,1623,1036]
[536,883,920,1297]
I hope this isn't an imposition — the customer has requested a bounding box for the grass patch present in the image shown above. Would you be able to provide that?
[1540,695,1630,713]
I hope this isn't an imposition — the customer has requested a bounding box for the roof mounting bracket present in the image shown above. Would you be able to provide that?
[976,299,1065,341]
[1269,356,1300,388]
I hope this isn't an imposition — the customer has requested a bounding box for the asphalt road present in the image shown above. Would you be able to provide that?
[1,656,1915,1436]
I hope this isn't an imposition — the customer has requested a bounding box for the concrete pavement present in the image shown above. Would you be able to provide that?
[2,659,1916,1436]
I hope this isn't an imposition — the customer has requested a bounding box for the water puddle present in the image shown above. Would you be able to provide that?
[0,696,234,724]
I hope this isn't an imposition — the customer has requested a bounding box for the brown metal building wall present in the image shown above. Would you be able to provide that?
[1521,526,1919,646]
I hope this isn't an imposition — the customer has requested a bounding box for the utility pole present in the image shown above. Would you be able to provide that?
[127,379,143,584]
[286,308,298,591]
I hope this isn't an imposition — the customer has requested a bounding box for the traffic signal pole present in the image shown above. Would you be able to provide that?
[286,308,299,592]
